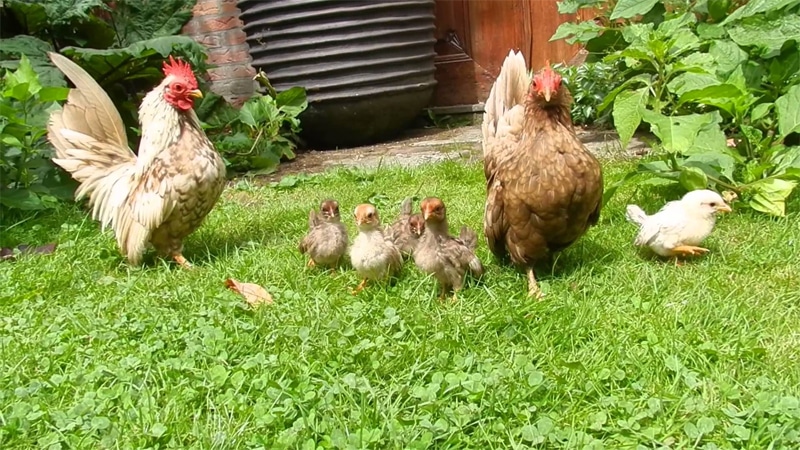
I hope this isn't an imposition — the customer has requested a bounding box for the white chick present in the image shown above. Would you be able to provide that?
[625,189,732,259]
[349,203,403,294]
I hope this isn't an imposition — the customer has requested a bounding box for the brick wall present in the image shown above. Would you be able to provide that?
[183,0,255,106]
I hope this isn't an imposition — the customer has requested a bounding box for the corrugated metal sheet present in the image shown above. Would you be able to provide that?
[239,0,437,148]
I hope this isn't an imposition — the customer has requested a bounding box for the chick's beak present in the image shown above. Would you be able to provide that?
[716,203,732,213]
[188,89,203,99]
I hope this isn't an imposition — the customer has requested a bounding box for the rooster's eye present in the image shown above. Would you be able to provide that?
[172,84,185,93]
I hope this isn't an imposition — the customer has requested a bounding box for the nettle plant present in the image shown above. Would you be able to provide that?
[553,0,800,216]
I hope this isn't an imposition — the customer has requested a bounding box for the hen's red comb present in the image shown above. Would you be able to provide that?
[162,56,197,85]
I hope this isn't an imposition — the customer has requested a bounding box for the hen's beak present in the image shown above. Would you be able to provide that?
[188,89,203,99]
[716,204,732,213]
[543,86,552,102]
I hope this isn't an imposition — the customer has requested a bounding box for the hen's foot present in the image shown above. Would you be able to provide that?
[527,268,544,300]
[351,279,367,295]
[173,254,193,269]
[307,259,316,268]
[672,245,710,257]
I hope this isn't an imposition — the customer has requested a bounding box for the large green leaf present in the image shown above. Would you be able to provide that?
[640,110,729,156]
[722,0,800,25]
[110,0,196,47]
[610,0,659,20]
[748,177,797,216]
[550,21,604,44]
[668,72,722,97]
[0,36,65,87]
[727,14,800,57]
[612,87,649,151]
[775,84,800,139]
[679,166,709,191]
[708,41,748,77]
[677,84,744,116]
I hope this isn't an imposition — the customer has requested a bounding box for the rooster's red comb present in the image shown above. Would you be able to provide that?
[162,56,197,85]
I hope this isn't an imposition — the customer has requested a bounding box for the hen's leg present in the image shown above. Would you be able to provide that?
[173,254,193,269]
[351,278,368,295]
[672,245,710,257]
[527,267,543,300]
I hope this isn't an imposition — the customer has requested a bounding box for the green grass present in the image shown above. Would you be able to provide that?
[1,159,800,449]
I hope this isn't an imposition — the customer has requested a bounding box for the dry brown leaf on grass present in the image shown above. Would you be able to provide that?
[225,278,273,307]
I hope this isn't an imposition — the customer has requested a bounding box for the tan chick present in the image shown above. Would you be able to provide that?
[626,189,731,261]
[349,203,403,294]
[388,197,425,256]
[414,197,484,301]
[298,199,348,268]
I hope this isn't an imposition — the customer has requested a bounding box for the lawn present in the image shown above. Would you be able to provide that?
[1,158,799,449]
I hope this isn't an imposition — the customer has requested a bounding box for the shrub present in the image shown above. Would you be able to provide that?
[552,0,800,216]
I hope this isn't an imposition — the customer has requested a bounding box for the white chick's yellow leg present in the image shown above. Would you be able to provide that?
[351,278,368,295]
[173,254,193,269]
[672,245,710,257]
[527,267,543,300]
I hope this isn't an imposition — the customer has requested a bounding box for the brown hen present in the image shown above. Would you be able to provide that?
[46,53,225,268]
[482,51,603,298]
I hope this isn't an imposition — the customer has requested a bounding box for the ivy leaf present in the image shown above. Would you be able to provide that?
[748,178,797,216]
[610,0,659,20]
[775,84,800,140]
[613,87,649,151]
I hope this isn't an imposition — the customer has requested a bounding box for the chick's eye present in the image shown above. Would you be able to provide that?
[367,212,374,218]
[709,202,717,207]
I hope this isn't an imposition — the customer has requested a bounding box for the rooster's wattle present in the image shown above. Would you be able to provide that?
[47,52,226,267]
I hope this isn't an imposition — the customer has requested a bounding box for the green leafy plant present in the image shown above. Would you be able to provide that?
[554,60,620,126]
[0,55,75,213]
[552,0,800,216]
[201,86,309,174]
[0,0,208,142]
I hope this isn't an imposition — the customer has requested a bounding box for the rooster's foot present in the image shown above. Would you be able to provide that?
[173,254,193,269]
[351,279,367,295]
[672,245,710,257]
[527,268,544,300]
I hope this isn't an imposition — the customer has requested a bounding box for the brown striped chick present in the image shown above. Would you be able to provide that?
[298,199,349,268]
[388,197,426,257]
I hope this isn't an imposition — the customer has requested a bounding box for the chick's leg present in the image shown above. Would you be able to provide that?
[672,245,710,257]
[307,258,316,268]
[527,267,543,300]
[351,278,368,295]
[173,253,193,269]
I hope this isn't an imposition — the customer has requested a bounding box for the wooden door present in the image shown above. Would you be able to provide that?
[432,0,593,107]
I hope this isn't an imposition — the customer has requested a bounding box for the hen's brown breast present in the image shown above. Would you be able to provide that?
[487,123,603,266]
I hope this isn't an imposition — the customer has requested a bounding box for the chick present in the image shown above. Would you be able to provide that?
[626,189,732,260]
[349,203,403,294]
[298,199,349,268]
[388,197,425,256]
[414,197,484,301]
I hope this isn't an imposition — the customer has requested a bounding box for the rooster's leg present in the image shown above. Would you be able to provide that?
[351,278,367,295]
[527,267,543,300]
[672,245,710,257]
[173,254,193,269]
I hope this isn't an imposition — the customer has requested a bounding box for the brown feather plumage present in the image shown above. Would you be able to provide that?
[482,51,603,297]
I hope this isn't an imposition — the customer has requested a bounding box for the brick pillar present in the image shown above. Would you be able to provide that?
[183,0,255,106]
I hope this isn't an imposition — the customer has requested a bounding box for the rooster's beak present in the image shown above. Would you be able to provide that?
[188,89,203,99]
[716,204,732,213]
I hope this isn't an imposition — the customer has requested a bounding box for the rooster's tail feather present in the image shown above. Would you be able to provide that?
[625,205,648,226]
[47,52,149,264]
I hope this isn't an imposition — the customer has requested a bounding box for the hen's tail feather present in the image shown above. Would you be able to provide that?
[625,205,648,226]
[482,50,529,142]
[47,52,148,264]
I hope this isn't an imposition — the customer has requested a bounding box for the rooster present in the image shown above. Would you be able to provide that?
[46,52,226,268]
[482,51,604,298]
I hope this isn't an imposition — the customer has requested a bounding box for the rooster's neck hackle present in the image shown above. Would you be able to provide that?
[138,79,202,156]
